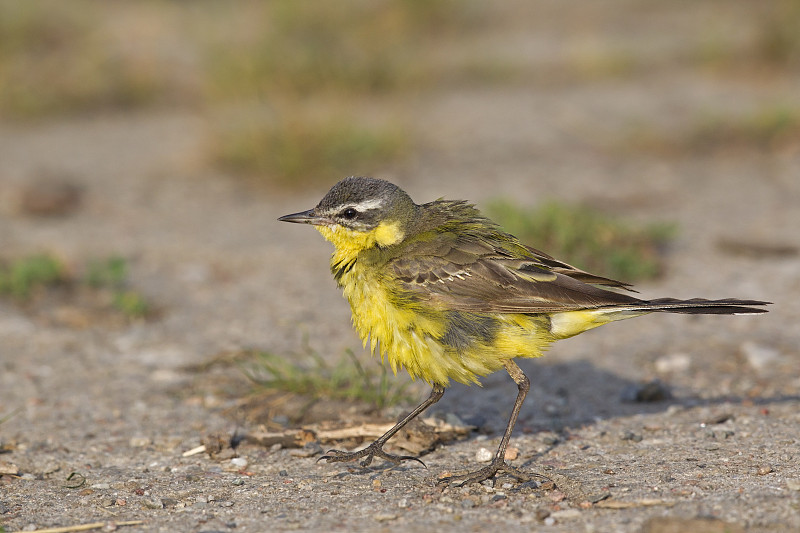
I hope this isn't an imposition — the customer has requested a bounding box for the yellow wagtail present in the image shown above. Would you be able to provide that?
[279,176,769,486]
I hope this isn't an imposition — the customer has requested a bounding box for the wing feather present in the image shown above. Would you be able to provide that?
[390,235,642,314]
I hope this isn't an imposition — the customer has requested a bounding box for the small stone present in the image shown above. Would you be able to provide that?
[91,483,111,490]
[445,413,467,427]
[541,435,559,446]
[504,447,519,461]
[654,353,691,374]
[0,461,19,476]
[756,465,773,476]
[217,448,237,461]
[142,498,164,509]
[230,457,248,469]
[475,447,493,462]
[517,480,541,491]
[551,509,582,519]
[397,498,409,508]
[589,492,611,503]
[231,478,245,486]
[219,501,234,507]
[620,431,643,442]
[272,414,290,427]
[703,413,734,426]
[129,436,151,448]
[625,379,671,402]
[279,470,288,477]
[374,513,397,521]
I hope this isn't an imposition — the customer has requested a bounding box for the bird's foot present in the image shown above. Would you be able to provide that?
[318,441,426,469]
[437,459,534,487]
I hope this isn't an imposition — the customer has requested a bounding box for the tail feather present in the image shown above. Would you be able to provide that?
[623,297,770,315]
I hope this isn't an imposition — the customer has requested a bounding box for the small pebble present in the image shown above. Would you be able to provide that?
[785,479,800,491]
[620,431,643,442]
[551,509,582,519]
[757,465,773,476]
[504,447,519,461]
[230,457,248,469]
[621,379,671,403]
[541,435,559,446]
[272,414,289,427]
[231,478,245,486]
[374,513,398,521]
[654,353,691,374]
[475,447,493,462]
[142,498,164,509]
[91,483,111,490]
[129,436,151,448]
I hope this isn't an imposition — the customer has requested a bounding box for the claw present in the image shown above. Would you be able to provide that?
[396,455,427,469]
[316,443,426,469]
[437,460,534,487]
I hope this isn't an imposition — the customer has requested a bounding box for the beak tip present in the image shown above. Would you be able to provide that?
[278,209,319,224]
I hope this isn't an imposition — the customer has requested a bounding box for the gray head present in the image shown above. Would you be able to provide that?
[279,176,418,232]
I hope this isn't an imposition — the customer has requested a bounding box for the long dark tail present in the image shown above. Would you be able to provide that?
[624,298,770,315]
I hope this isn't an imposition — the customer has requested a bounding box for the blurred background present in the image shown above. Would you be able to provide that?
[1,0,798,435]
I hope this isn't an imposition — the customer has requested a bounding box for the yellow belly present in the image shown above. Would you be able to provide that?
[338,262,555,386]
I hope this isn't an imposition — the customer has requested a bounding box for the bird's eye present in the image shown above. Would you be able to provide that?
[341,208,358,220]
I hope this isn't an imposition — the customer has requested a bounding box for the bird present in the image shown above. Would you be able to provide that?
[278,176,769,486]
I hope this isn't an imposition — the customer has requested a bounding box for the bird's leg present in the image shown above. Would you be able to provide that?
[319,384,445,468]
[438,359,533,486]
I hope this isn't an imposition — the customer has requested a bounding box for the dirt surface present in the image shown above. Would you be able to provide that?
[2,2,800,532]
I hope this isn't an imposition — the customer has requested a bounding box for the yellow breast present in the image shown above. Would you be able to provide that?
[316,224,556,386]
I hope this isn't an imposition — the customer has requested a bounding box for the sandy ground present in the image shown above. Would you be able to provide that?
[2,2,800,532]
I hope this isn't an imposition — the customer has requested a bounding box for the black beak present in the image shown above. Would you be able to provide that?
[278,208,330,225]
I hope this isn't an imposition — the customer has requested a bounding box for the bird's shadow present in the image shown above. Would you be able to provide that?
[429,358,800,435]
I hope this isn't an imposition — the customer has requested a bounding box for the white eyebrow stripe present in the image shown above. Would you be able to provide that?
[345,198,385,211]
